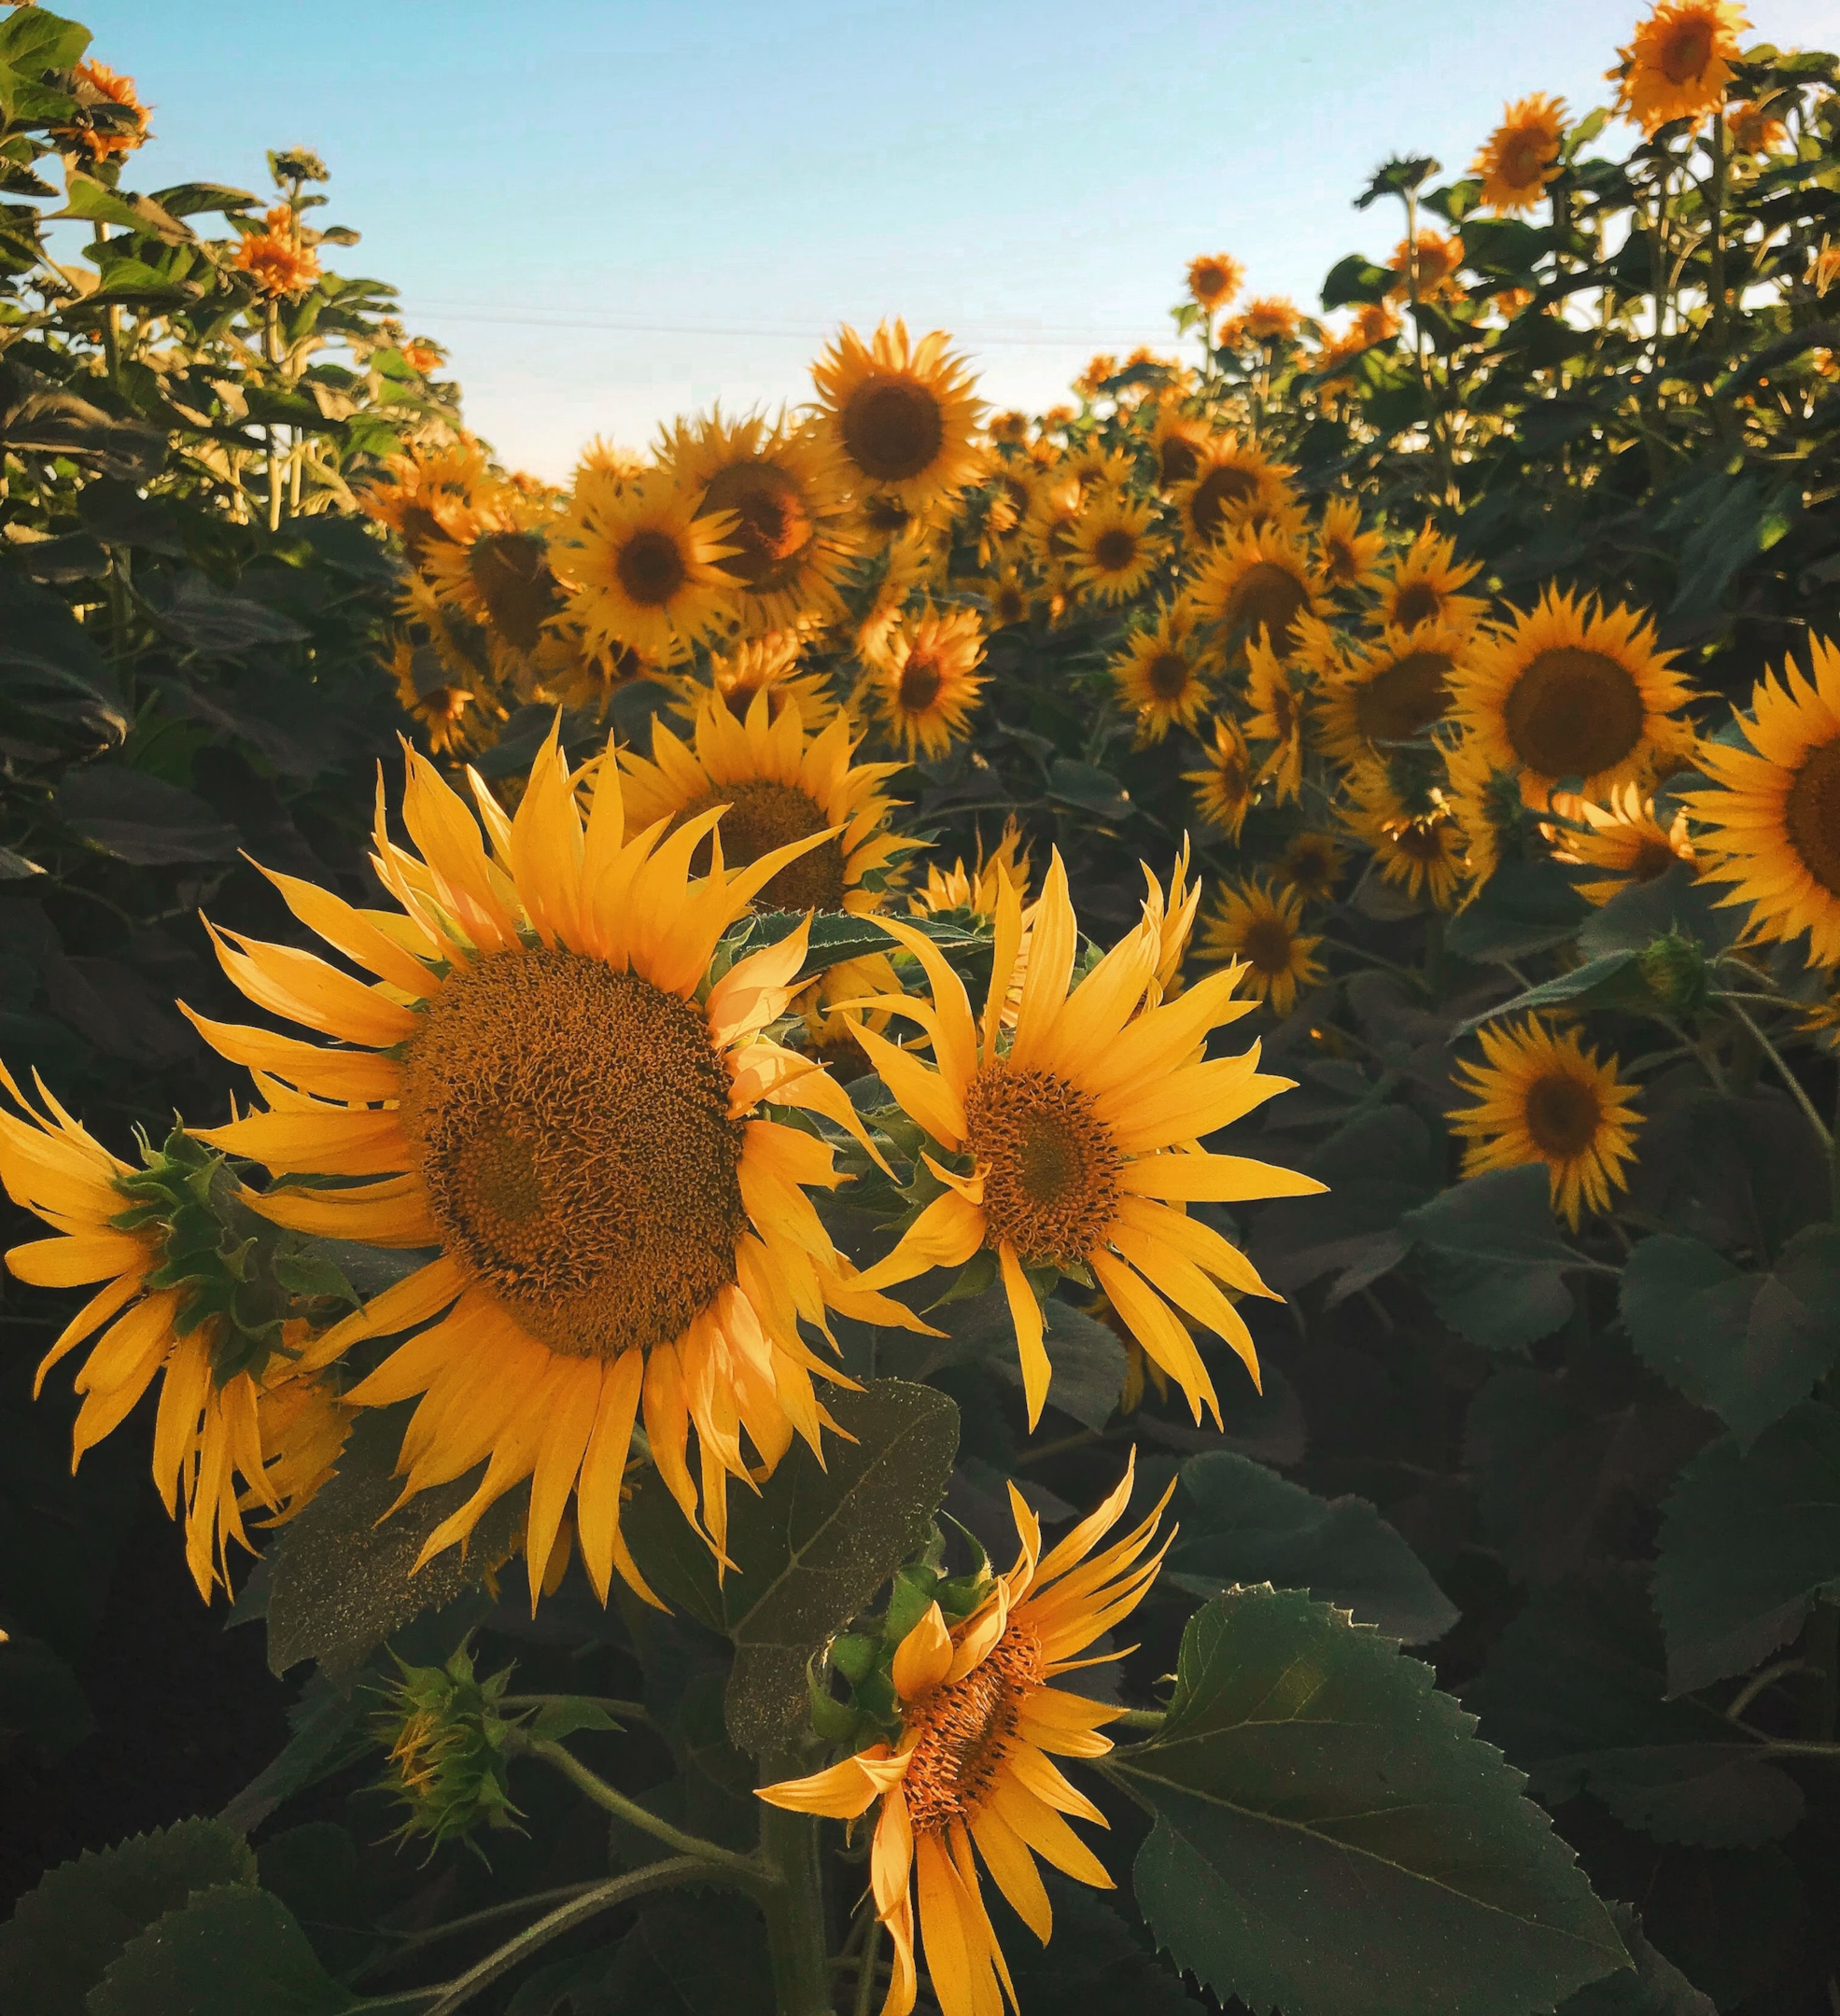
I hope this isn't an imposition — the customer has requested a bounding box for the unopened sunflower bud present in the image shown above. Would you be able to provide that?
[1640,931,1708,1016]
[373,1645,523,1858]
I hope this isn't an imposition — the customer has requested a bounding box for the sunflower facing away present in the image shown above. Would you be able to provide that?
[1199,875,1326,1016]
[1148,407,1212,490]
[552,471,739,665]
[850,856,1318,1425]
[1612,0,1749,135]
[1111,598,1215,745]
[1376,528,1488,636]
[814,322,985,512]
[1190,523,1321,660]
[390,636,477,757]
[1687,637,1840,964]
[1186,251,1244,314]
[1065,494,1165,605]
[875,605,990,759]
[1341,761,1468,910]
[1450,586,1698,810]
[1450,1017,1641,1228]
[1170,435,1293,552]
[760,1461,1173,2016]
[1547,784,1696,906]
[619,689,910,915]
[63,60,150,162]
[1313,615,1468,767]
[1185,714,1257,842]
[187,727,922,1601]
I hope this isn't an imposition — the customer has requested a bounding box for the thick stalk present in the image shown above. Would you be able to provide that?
[264,299,285,531]
[1805,1600,1839,1743]
[758,1755,833,2016]
[853,1915,884,2016]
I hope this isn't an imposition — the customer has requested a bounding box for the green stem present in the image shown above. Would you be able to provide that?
[1707,109,1729,352]
[853,1915,884,2016]
[499,1693,658,1730]
[351,1883,604,1982]
[1721,999,1831,1150]
[1805,1599,1838,1743]
[1113,1707,1166,1732]
[758,1756,833,2016]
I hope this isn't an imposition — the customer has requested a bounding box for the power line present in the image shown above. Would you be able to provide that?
[405,303,1159,346]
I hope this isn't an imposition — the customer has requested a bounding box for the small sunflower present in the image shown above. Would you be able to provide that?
[1315,497,1387,595]
[1547,785,1696,905]
[1386,231,1466,306]
[552,471,739,665]
[1171,435,1295,552]
[1190,522,1321,660]
[1187,252,1244,314]
[909,819,1032,921]
[983,460,1040,542]
[1341,760,1467,909]
[417,488,566,672]
[1185,715,1257,842]
[1244,637,1307,803]
[398,575,509,723]
[986,567,1037,632]
[1376,529,1488,636]
[61,60,150,162]
[1450,586,1698,810]
[1022,472,1089,584]
[1198,875,1325,1017]
[1111,598,1215,745]
[692,631,840,729]
[1440,730,1524,891]
[1278,831,1347,904]
[390,636,476,756]
[1450,1018,1641,1227]
[232,205,320,299]
[1686,638,1840,964]
[1612,0,1749,136]
[813,321,985,512]
[1148,406,1212,490]
[1242,296,1301,342]
[1314,616,1468,767]
[876,604,989,759]
[1473,94,1568,216]
[1065,494,1166,605]
[1063,442,1137,497]
[1726,100,1790,153]
[360,439,494,567]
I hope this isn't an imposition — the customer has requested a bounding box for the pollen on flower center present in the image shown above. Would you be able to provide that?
[676,780,845,910]
[399,949,745,1359]
[1242,917,1295,975]
[842,377,945,483]
[701,463,813,588]
[1524,1071,1603,1156]
[899,653,944,714]
[963,1066,1124,1267]
[1503,646,1646,779]
[1092,527,1139,573]
[901,1626,1045,1833]
[1392,581,1440,630]
[1354,650,1453,742]
[1784,738,1840,895]
[1225,563,1309,651]
[1145,650,1191,700]
[615,528,688,607]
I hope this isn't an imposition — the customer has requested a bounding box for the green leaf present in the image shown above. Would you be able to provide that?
[56,768,239,866]
[622,1379,959,1753]
[1446,858,1591,963]
[1557,1905,1715,2015]
[148,182,259,218]
[1621,1229,1840,1446]
[148,573,310,655]
[0,1818,254,2016]
[0,560,126,737]
[1115,1589,1627,2016]
[1654,1400,1840,1694]
[56,173,190,244]
[986,1871,1194,2012]
[1453,951,1654,1036]
[1399,1164,1581,1351]
[1462,217,1552,277]
[86,1884,351,2015]
[216,1675,370,1836]
[1321,253,1396,308]
[1046,758,1131,821]
[1164,1452,1458,1645]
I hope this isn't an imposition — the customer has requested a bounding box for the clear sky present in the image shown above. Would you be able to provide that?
[66,0,1834,478]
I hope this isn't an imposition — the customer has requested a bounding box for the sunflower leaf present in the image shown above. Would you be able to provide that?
[86,1883,352,2016]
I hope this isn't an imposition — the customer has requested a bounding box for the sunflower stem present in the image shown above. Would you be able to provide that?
[1720,999,1831,1152]
[853,1914,885,2016]
[757,1757,834,2016]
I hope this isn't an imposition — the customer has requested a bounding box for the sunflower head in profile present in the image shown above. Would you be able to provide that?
[1440,729,1530,892]
[986,567,1037,632]
[1376,528,1488,636]
[418,484,567,672]
[1185,713,1257,842]
[619,689,911,916]
[1199,874,1326,1017]
[1547,784,1696,906]
[1171,434,1295,552]
[61,60,151,162]
[1473,93,1568,215]
[187,726,924,1603]
[681,630,839,730]
[1066,493,1167,605]
[1190,523,1322,663]
[1450,1017,1641,1228]
[1148,406,1212,490]
[1278,830,1347,904]
[1726,100,1789,154]
[1244,637,1308,802]
[1450,585,1699,810]
[1315,497,1387,595]
[390,636,477,756]
[361,439,494,567]
[1341,759,1468,910]
[1314,616,1469,768]
[398,575,510,732]
[1386,230,1466,305]
[1611,0,1749,136]
[1186,251,1244,314]
[981,459,1040,543]
[909,818,1033,922]
[812,321,985,511]
[1686,637,1840,964]
[874,605,989,759]
[760,1460,1173,2016]
[552,470,739,665]
[656,410,861,631]
[1022,471,1089,585]
[1112,597,1215,745]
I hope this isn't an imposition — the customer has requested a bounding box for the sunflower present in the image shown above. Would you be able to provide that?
[552,471,738,665]
[390,636,476,756]
[689,631,840,729]
[1242,297,1301,343]
[1186,252,1244,314]
[1243,638,1307,803]
[988,411,1032,446]
[1726,100,1790,153]
[418,489,566,672]
[1341,760,1467,909]
[232,206,321,299]
[527,629,653,718]
[1547,784,1696,905]
[1473,94,1568,216]
[760,1461,1173,2016]
[657,411,860,631]
[1198,875,1325,1016]
[1314,616,1468,767]
[909,819,1032,920]
[1185,715,1257,842]
[361,440,494,567]
[1189,522,1321,661]
[850,858,1317,1422]
[1065,495,1165,605]
[1440,730,1524,891]
[983,460,1040,542]
[1450,1018,1641,1228]
[875,605,989,760]
[1314,497,1387,595]
[1022,473,1089,583]
[1148,407,1210,490]
[1686,638,1840,963]
[187,728,923,1600]
[1111,598,1214,745]
[61,61,150,162]
[1386,231,1466,306]
[792,954,903,1084]
[1450,587,1698,810]
[1170,435,1294,552]
[399,575,510,726]
[619,690,910,916]
[986,567,1036,632]
[1277,831,1346,903]
[813,322,985,512]
[1376,529,1488,636]
[1612,0,1749,136]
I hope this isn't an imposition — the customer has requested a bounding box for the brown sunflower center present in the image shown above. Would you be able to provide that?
[1193,265,1231,302]
[1628,834,1681,883]
[1393,819,1451,862]
[615,527,688,608]
[1524,1070,1602,1158]
[1502,646,1646,779]
[1285,846,1334,892]
[1145,650,1191,701]
[1159,434,1201,486]
[1092,526,1140,574]
[993,583,1028,626]
[1354,649,1454,743]
[470,530,563,652]
[899,651,944,715]
[1661,21,1714,82]
[1501,133,1548,186]
[1226,563,1310,653]
[963,1066,1124,1267]
[1242,916,1295,976]
[399,949,744,1360]
[1325,536,1359,584]
[1188,465,1259,543]
[901,1625,1044,1834]
[398,502,447,567]
[675,780,845,911]
[1391,581,1441,630]
[701,462,814,590]
[1784,736,1840,896]
[841,374,945,483]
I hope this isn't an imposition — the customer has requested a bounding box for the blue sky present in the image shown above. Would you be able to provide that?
[69,0,1834,477]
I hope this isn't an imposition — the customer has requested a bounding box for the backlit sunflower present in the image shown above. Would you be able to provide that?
[1376,529,1488,636]
[418,488,566,676]
[1726,100,1789,153]
[1450,587,1698,810]
[552,471,739,665]
[1063,443,1137,498]
[1244,637,1308,803]
[689,631,839,729]
[1314,497,1387,595]
[1612,0,1749,136]
[1547,785,1696,905]
[1185,715,1257,842]
[1314,616,1468,767]
[982,460,1040,544]
[1341,761,1468,909]
[1278,831,1346,903]
[1474,95,1567,216]
[1686,638,1840,964]
[850,858,1317,1423]
[619,691,910,916]
[1450,1018,1641,1228]
[187,728,923,1600]
[1065,495,1165,605]
[62,61,150,162]
[1111,598,1214,745]
[1171,435,1294,552]
[1198,875,1325,1016]
[760,1462,1173,2016]
[361,439,494,567]
[1386,231,1466,306]
[813,322,985,512]
[876,605,989,760]
[1242,296,1301,343]
[1148,407,1211,490]
[399,575,509,726]
[1190,523,1321,660]
[1022,473,1089,584]
[657,411,860,631]
[1186,252,1244,314]
[232,205,320,299]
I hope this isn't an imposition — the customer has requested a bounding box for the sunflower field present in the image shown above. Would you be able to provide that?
[4,2,1840,2012]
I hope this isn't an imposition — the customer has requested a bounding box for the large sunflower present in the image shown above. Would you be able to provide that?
[813,322,985,512]
[1185,714,1257,842]
[1189,523,1321,660]
[1111,597,1214,745]
[760,1462,1172,2016]
[1612,0,1749,135]
[1450,586,1698,810]
[849,859,1317,1425]
[1473,94,1568,215]
[1547,784,1696,906]
[1686,638,1840,963]
[620,690,910,916]
[1341,760,1467,910]
[1450,1017,1641,1228]
[1313,616,1468,767]
[1170,435,1294,552]
[1066,494,1165,606]
[1198,875,1325,1016]
[552,471,739,665]
[875,605,989,760]
[1376,528,1488,636]
[188,729,921,1599]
